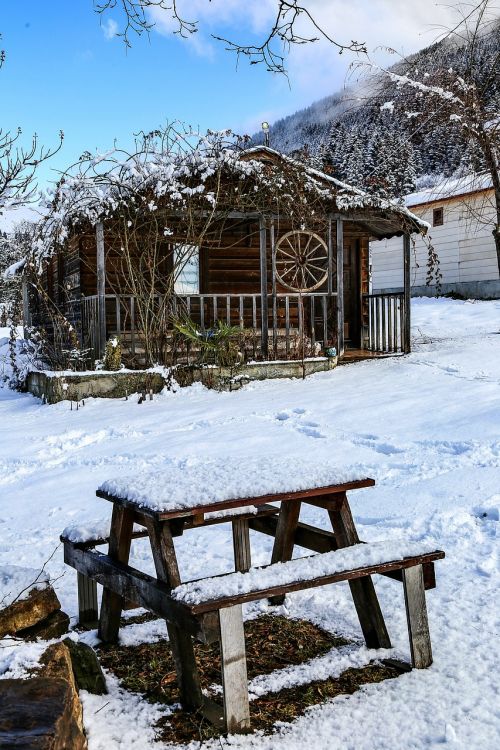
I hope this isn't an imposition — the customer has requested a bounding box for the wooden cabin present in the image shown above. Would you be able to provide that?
[32,147,426,368]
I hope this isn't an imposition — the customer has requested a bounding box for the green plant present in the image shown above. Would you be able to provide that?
[103,337,122,371]
[174,318,243,368]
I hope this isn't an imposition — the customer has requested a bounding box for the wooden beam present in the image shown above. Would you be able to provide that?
[98,505,133,643]
[402,564,433,668]
[259,216,268,358]
[336,218,344,356]
[270,218,277,356]
[96,220,106,358]
[269,499,301,605]
[403,233,411,354]
[144,517,204,710]
[329,496,391,649]
[327,217,334,296]
[64,544,205,639]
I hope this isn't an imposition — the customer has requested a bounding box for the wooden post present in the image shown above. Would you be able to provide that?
[259,216,269,358]
[96,221,106,357]
[21,279,31,335]
[98,505,134,643]
[336,218,344,356]
[403,233,411,354]
[232,519,251,572]
[328,495,391,649]
[219,605,251,733]
[327,217,333,296]
[144,517,204,711]
[270,218,277,356]
[77,572,98,628]
[269,499,301,605]
[402,564,433,668]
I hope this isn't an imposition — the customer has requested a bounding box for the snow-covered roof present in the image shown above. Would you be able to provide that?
[244,146,430,236]
[405,173,493,207]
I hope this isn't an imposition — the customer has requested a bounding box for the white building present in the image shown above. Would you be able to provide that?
[370,175,499,299]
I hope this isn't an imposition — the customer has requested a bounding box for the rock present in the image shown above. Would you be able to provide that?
[17,610,70,641]
[0,585,61,638]
[0,642,87,749]
[63,638,107,695]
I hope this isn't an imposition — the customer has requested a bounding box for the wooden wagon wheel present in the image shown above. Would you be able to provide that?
[274,230,328,292]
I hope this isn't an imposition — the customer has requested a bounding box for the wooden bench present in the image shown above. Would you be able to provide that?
[167,542,444,732]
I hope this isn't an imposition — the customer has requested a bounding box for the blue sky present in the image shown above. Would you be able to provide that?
[1,0,474,198]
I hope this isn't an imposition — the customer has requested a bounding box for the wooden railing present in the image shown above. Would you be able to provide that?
[364,292,407,353]
[81,292,338,364]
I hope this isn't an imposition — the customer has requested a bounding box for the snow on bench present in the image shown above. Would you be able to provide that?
[171,539,444,609]
[98,455,369,513]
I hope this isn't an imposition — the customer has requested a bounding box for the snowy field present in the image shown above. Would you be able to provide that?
[0,297,499,750]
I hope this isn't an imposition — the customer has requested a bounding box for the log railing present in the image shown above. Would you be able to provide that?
[81,292,338,364]
[364,292,407,353]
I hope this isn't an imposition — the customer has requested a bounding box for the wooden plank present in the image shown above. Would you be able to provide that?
[403,233,411,354]
[219,605,251,733]
[144,517,204,709]
[336,218,344,357]
[181,551,445,614]
[70,504,280,549]
[271,219,277,356]
[232,519,251,572]
[402,564,433,668]
[96,478,376,522]
[329,496,392,649]
[249,516,436,589]
[63,543,207,638]
[77,572,98,628]
[98,505,134,643]
[259,217,268,358]
[269,499,301,605]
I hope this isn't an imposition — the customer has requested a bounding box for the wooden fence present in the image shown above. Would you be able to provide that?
[364,292,407,353]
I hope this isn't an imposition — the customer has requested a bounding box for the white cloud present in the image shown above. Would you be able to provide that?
[147,0,500,126]
[102,18,118,40]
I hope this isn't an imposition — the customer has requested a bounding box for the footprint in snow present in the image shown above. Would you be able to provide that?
[275,411,290,421]
[293,407,306,414]
[297,425,325,439]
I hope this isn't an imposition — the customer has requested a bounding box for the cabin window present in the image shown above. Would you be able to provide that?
[174,245,199,294]
[433,207,444,227]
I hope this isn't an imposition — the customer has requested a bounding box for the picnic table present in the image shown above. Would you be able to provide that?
[61,458,444,734]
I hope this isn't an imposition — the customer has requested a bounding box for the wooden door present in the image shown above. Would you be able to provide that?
[343,239,360,347]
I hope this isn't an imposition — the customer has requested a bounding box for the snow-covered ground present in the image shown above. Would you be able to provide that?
[0,297,499,749]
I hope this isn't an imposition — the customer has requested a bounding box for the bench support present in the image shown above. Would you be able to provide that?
[232,519,251,572]
[403,564,433,668]
[269,499,302,604]
[77,572,98,628]
[98,505,134,643]
[219,605,251,733]
[144,517,204,711]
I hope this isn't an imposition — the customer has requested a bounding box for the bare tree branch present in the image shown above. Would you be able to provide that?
[93,0,367,74]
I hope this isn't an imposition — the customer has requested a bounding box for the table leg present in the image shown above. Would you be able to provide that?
[98,505,134,643]
[269,499,301,605]
[232,518,251,572]
[402,564,433,668]
[219,604,251,733]
[328,493,392,649]
[144,517,204,711]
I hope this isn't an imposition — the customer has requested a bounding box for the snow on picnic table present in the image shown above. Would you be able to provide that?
[0,297,499,750]
[99,456,368,513]
[172,540,442,606]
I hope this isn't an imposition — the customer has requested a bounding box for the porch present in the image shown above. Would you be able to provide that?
[81,288,409,367]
